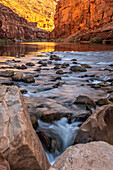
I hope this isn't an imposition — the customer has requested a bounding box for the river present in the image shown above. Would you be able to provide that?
[0,42,113,164]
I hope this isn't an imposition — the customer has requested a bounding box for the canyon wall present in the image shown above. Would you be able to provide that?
[0,3,48,40]
[0,0,57,31]
[51,0,113,39]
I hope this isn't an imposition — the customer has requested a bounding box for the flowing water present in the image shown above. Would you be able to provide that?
[0,42,113,164]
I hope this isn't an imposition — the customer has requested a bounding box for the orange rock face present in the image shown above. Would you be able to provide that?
[0,3,48,40]
[51,0,113,38]
[0,0,57,31]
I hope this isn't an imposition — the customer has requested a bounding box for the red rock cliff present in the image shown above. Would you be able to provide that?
[51,0,113,38]
[0,3,48,40]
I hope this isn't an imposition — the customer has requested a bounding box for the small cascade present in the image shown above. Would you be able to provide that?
[37,117,81,165]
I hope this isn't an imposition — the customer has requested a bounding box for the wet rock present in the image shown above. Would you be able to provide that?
[61,63,69,68]
[12,59,21,63]
[12,72,23,81]
[0,153,10,170]
[111,81,113,86]
[107,78,113,82]
[0,85,50,170]
[26,62,35,66]
[1,81,14,86]
[108,92,113,102]
[50,55,61,61]
[109,64,113,67]
[48,61,52,64]
[75,104,113,144]
[22,75,35,83]
[51,76,62,81]
[41,62,47,66]
[54,65,60,69]
[20,88,28,94]
[96,98,111,106]
[53,82,64,88]
[38,60,43,64]
[81,64,92,68]
[50,141,113,170]
[16,64,27,69]
[107,87,113,93]
[30,115,38,130]
[40,112,68,123]
[34,74,39,77]
[56,70,64,74]
[18,54,25,58]
[72,112,92,122]
[90,84,100,89]
[70,66,87,72]
[74,95,96,107]
[98,82,109,87]
[71,59,77,61]
[34,67,41,71]
[72,61,78,64]
[37,130,51,151]
[0,70,14,77]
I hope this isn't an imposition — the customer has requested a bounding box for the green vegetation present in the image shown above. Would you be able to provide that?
[68,36,80,43]
[0,39,13,45]
[90,37,103,44]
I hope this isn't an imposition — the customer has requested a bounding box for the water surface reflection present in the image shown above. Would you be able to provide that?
[0,42,113,57]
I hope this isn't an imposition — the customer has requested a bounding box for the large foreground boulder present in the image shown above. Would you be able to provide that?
[50,141,113,170]
[0,153,10,170]
[75,104,113,144]
[0,85,50,170]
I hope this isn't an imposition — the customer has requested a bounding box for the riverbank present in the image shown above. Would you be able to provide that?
[0,42,113,168]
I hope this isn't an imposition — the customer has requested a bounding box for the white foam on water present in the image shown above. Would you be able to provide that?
[38,117,80,165]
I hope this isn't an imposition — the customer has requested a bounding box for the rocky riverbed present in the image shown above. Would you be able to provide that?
[0,44,113,165]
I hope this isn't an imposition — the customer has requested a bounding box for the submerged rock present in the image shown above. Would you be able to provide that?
[70,66,87,72]
[50,55,61,61]
[50,141,113,170]
[56,70,64,74]
[16,64,27,69]
[0,70,14,77]
[34,67,41,71]
[96,98,111,106]
[12,72,23,81]
[26,62,35,66]
[61,63,69,68]
[0,85,50,170]
[81,64,92,68]
[75,104,113,144]
[74,95,96,107]
[22,75,35,83]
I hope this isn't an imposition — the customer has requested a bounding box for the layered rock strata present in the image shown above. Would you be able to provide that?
[51,0,113,39]
[0,3,48,40]
[0,85,50,170]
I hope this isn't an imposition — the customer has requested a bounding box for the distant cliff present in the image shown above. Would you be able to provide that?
[0,0,57,31]
[0,3,48,40]
[51,0,113,40]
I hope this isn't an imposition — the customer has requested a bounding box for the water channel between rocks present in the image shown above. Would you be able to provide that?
[0,42,113,164]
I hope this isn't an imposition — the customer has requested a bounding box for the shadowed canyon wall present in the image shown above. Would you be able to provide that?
[0,0,57,31]
[51,0,113,38]
[0,3,48,40]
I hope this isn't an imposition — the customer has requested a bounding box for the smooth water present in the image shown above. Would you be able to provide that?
[0,42,113,164]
